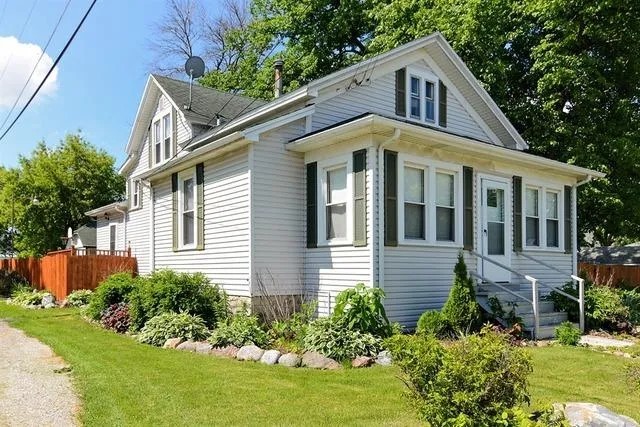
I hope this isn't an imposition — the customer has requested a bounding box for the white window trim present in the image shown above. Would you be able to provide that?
[405,66,439,126]
[177,168,198,250]
[317,154,353,246]
[152,109,173,165]
[131,179,141,209]
[397,154,463,247]
[522,180,564,251]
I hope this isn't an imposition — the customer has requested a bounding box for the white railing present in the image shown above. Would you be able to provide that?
[516,252,585,332]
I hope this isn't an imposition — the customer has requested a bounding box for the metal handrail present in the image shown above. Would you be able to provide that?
[469,250,527,279]
[517,251,570,276]
[469,271,532,304]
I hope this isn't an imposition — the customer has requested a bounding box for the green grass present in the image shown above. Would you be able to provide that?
[0,303,638,426]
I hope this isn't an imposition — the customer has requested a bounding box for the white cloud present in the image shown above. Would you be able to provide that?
[0,36,58,109]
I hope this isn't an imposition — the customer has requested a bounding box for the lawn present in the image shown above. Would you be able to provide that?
[0,303,638,426]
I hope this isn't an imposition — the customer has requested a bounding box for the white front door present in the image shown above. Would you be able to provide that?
[480,177,511,282]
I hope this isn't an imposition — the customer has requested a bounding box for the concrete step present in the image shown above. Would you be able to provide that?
[527,323,579,340]
[519,311,567,326]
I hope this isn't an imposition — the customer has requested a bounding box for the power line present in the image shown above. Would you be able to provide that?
[0,0,72,135]
[0,0,39,85]
[0,0,97,143]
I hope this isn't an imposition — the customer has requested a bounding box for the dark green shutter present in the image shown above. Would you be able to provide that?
[306,162,317,248]
[196,163,205,250]
[384,150,398,246]
[353,150,367,247]
[564,185,572,254]
[463,167,474,250]
[171,172,178,251]
[395,69,406,117]
[513,176,523,252]
[439,81,447,127]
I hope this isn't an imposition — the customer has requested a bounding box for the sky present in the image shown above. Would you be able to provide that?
[0,0,219,169]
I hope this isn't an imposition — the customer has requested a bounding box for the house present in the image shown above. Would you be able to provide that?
[64,221,97,250]
[86,33,604,336]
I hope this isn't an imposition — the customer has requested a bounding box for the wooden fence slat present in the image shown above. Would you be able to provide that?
[578,262,640,289]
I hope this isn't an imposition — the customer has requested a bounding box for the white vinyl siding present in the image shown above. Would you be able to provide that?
[96,214,125,252]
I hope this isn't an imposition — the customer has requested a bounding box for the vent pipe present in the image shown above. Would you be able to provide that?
[274,59,284,98]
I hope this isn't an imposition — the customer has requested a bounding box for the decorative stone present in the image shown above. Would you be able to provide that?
[352,356,374,368]
[375,350,392,366]
[210,345,240,358]
[555,402,639,426]
[176,340,198,352]
[41,293,55,306]
[163,338,183,349]
[195,342,213,354]
[301,351,341,370]
[277,353,301,367]
[260,349,281,365]
[236,345,265,361]
[43,303,56,309]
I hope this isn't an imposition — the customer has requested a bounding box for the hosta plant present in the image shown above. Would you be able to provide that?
[137,312,209,347]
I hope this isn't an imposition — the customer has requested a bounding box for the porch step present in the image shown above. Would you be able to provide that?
[528,323,578,340]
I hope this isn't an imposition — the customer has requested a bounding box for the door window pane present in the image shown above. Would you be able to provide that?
[487,188,504,222]
[488,222,505,255]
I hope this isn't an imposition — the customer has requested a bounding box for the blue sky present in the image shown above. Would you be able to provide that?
[0,0,218,168]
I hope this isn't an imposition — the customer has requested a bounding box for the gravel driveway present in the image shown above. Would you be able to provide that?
[0,320,79,426]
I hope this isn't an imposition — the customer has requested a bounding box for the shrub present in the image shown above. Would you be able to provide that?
[10,286,50,306]
[86,273,138,320]
[622,289,640,326]
[269,301,316,353]
[441,253,480,333]
[586,285,629,330]
[626,360,640,394]
[209,310,269,348]
[416,310,449,338]
[333,283,392,338]
[303,317,381,361]
[555,321,582,346]
[100,302,132,333]
[137,312,209,346]
[546,281,581,322]
[0,269,29,297]
[66,289,93,307]
[128,270,228,331]
[386,326,532,426]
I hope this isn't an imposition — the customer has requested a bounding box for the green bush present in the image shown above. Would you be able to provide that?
[416,310,449,338]
[128,270,229,331]
[333,283,392,337]
[621,289,640,326]
[546,281,581,322]
[555,321,582,346]
[66,289,93,307]
[0,269,29,297]
[385,327,532,426]
[303,317,381,361]
[137,312,209,346]
[586,286,629,329]
[441,253,480,334]
[10,286,50,306]
[269,301,316,353]
[86,273,138,320]
[627,360,640,394]
[209,310,269,348]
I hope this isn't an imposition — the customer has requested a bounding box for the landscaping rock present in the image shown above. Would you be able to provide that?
[555,402,639,426]
[375,350,392,366]
[41,294,55,306]
[195,342,213,354]
[352,356,374,368]
[260,349,281,365]
[176,340,198,352]
[301,351,341,370]
[163,338,184,349]
[236,345,265,361]
[210,345,239,358]
[277,353,301,367]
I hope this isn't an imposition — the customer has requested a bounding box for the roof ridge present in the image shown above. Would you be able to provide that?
[150,73,261,102]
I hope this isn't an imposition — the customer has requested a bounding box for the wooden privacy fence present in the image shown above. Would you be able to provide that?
[578,262,640,289]
[0,247,138,300]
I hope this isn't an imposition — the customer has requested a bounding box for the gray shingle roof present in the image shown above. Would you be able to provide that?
[151,74,266,125]
[579,246,640,265]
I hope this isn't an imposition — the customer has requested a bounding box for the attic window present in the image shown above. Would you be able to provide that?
[153,112,173,165]
[396,67,447,127]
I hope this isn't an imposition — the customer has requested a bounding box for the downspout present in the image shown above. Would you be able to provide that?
[376,128,401,290]
[148,181,155,272]
[572,175,592,274]
[115,205,127,251]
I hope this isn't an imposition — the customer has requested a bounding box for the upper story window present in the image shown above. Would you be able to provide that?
[524,184,562,249]
[407,69,438,124]
[153,111,172,165]
[131,179,141,209]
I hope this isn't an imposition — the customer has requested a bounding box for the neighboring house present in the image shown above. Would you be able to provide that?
[86,33,603,334]
[580,246,640,266]
[64,221,97,250]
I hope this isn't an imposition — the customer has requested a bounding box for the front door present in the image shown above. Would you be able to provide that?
[480,177,511,282]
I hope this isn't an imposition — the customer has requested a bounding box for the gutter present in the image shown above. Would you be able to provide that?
[576,174,594,187]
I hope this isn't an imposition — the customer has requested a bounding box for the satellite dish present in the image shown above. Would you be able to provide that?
[185,56,205,79]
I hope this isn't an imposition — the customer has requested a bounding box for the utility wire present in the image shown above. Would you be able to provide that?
[0,0,72,134]
[0,0,97,143]
[0,0,39,85]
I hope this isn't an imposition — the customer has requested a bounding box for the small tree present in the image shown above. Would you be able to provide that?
[441,253,480,334]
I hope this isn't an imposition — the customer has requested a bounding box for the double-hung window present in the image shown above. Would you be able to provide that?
[163,114,171,161]
[131,180,141,209]
[410,77,421,119]
[404,166,425,239]
[407,69,438,124]
[153,112,172,164]
[525,187,540,246]
[524,184,562,249]
[546,191,559,247]
[109,224,116,252]
[153,121,161,165]
[325,165,348,241]
[178,171,196,248]
[435,172,455,241]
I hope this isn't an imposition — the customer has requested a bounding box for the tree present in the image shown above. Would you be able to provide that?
[0,134,124,256]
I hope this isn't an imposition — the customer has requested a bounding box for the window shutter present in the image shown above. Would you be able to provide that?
[353,149,367,247]
[384,150,398,246]
[306,162,317,248]
[172,107,178,157]
[463,167,474,250]
[439,81,447,128]
[513,176,523,252]
[171,172,178,252]
[564,185,572,254]
[196,163,205,250]
[395,69,406,117]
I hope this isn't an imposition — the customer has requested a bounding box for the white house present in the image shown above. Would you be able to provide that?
[86,33,604,337]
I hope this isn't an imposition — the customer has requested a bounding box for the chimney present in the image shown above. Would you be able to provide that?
[274,59,284,98]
